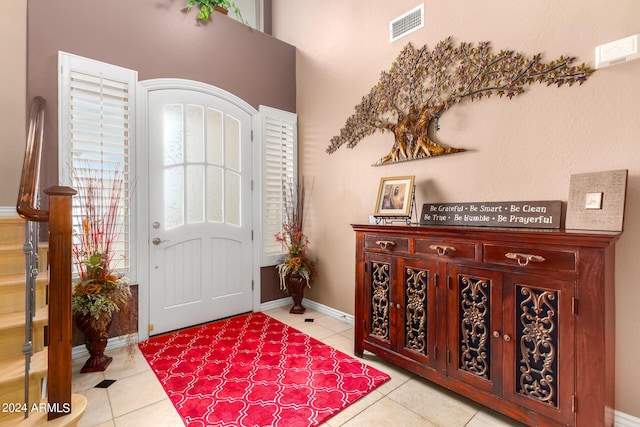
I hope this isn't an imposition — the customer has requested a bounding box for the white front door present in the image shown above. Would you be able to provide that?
[147,89,253,335]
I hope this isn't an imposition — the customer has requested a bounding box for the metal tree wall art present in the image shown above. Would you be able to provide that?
[327,37,595,165]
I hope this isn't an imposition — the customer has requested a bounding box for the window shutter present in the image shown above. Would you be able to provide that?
[260,106,297,266]
[59,52,137,276]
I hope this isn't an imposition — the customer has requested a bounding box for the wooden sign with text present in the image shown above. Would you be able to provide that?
[419,201,562,229]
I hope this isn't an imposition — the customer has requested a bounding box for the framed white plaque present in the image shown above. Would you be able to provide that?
[565,169,628,231]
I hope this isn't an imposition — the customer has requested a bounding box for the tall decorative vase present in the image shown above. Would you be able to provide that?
[76,314,113,373]
[286,273,307,314]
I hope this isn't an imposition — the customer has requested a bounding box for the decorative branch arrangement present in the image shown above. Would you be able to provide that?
[327,37,595,165]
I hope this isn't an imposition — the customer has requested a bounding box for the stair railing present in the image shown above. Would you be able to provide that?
[17,96,77,421]
[20,208,39,418]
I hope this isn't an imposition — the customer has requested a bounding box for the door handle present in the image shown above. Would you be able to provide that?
[152,237,169,245]
[375,240,396,250]
[429,244,456,256]
[505,252,546,266]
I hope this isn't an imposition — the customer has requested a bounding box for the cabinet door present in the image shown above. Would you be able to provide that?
[447,265,504,396]
[362,253,396,353]
[396,258,437,368]
[502,273,575,425]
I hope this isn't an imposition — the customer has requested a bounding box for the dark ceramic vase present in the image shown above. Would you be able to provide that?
[76,314,113,373]
[286,274,307,314]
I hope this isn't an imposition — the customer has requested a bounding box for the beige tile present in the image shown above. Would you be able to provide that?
[339,327,354,342]
[340,396,436,427]
[72,366,106,393]
[114,399,183,427]
[355,353,414,395]
[288,319,335,341]
[107,370,168,418]
[77,387,113,427]
[467,407,527,427]
[264,306,319,327]
[388,377,480,426]
[323,389,384,426]
[102,347,151,381]
[313,314,353,334]
[320,331,354,355]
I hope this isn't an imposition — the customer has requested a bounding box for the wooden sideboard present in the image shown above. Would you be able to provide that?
[353,224,619,427]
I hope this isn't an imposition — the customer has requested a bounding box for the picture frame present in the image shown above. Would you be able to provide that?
[565,169,628,231]
[374,175,415,217]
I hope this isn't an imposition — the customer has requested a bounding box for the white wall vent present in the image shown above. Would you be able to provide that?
[390,4,424,43]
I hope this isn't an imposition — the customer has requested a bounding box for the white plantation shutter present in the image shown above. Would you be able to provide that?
[260,106,297,266]
[59,52,137,276]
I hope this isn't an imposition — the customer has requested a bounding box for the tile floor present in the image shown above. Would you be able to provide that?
[72,306,526,427]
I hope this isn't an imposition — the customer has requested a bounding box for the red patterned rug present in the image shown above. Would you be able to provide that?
[139,312,390,426]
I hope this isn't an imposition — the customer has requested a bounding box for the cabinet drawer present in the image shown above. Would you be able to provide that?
[364,235,409,253]
[483,244,576,271]
[415,239,477,260]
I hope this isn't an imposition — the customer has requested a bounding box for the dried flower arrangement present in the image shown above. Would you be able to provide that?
[275,178,316,290]
[71,163,132,338]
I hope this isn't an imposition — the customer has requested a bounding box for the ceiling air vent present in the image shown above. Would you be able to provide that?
[390,4,424,43]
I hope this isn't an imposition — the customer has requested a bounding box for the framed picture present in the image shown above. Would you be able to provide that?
[374,175,415,217]
[566,169,628,231]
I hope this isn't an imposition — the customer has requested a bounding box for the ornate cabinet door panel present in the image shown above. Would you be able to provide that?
[362,253,396,352]
[396,258,437,368]
[502,273,575,426]
[447,265,504,396]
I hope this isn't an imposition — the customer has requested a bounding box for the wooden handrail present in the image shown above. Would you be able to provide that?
[17,96,48,222]
[17,97,77,420]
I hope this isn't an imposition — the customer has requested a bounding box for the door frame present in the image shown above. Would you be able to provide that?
[136,78,261,341]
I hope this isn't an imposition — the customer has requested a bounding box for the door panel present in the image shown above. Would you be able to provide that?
[148,89,253,335]
[362,253,394,351]
[397,258,437,368]
[502,273,575,425]
[447,265,504,396]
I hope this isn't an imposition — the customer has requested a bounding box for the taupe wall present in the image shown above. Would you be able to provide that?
[0,1,26,207]
[271,0,640,418]
[25,0,295,197]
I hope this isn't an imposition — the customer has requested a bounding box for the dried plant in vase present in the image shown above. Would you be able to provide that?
[275,178,316,314]
[71,163,135,372]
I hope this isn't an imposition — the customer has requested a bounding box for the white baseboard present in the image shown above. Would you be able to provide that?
[260,297,354,325]
[0,207,19,217]
[616,410,640,427]
[259,297,291,312]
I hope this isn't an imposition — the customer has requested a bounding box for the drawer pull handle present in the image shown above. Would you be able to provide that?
[429,245,456,256]
[505,252,546,266]
[375,240,396,250]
